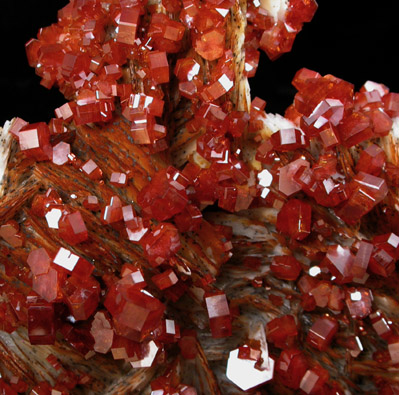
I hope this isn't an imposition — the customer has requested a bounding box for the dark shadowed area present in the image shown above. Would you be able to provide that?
[0,1,398,123]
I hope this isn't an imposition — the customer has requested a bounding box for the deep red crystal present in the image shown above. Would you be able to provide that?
[267,315,298,349]
[306,316,338,351]
[204,291,232,338]
[276,199,312,240]
[270,255,302,280]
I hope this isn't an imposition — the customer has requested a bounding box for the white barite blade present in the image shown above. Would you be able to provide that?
[0,119,14,197]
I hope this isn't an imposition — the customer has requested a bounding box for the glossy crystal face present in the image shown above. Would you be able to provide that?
[2,0,399,394]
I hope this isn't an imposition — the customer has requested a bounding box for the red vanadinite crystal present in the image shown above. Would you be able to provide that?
[307,316,338,351]
[178,329,198,359]
[266,315,298,349]
[0,220,24,248]
[83,195,101,211]
[80,159,103,180]
[53,247,93,278]
[59,211,89,245]
[32,267,62,303]
[105,286,165,342]
[7,0,399,393]
[270,255,302,280]
[19,122,52,161]
[345,288,373,319]
[276,348,308,389]
[152,269,179,290]
[62,276,100,321]
[52,141,71,165]
[101,196,123,225]
[204,291,232,338]
[276,199,312,240]
[356,144,386,176]
[336,172,388,224]
[27,248,51,276]
[28,301,55,345]
[141,223,181,267]
[322,245,354,284]
[90,312,114,354]
[370,311,393,340]
[138,167,189,221]
[299,365,329,394]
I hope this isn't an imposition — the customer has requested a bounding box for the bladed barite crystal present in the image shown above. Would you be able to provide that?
[1,0,399,393]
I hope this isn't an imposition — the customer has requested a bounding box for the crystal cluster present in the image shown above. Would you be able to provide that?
[1,0,399,394]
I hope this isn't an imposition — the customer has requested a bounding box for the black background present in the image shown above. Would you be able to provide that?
[0,1,398,125]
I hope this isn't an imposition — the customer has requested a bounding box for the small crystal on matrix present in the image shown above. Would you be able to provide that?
[0,221,24,248]
[270,256,302,280]
[62,276,100,321]
[276,349,308,389]
[266,314,298,349]
[141,222,181,267]
[19,122,52,161]
[276,199,312,240]
[306,316,338,351]
[28,301,56,345]
[27,248,51,276]
[204,291,232,338]
[59,211,89,245]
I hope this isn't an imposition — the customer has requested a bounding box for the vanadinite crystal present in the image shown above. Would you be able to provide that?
[276,199,312,240]
[3,0,399,393]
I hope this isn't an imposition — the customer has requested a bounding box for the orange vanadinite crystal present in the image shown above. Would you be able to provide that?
[19,122,52,161]
[27,248,51,276]
[59,211,89,245]
[116,7,140,45]
[0,221,24,248]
